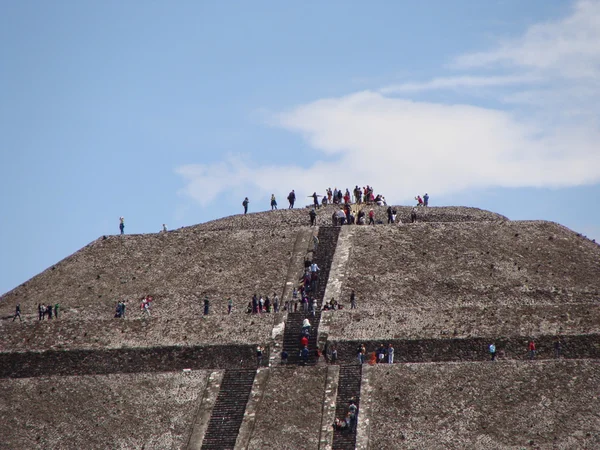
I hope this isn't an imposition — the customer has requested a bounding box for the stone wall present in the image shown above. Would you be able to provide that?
[330,333,600,364]
[0,344,268,378]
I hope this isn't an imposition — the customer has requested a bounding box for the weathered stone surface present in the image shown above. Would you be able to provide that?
[0,315,273,353]
[326,304,600,342]
[339,221,599,313]
[0,371,209,449]
[0,228,297,351]
[367,361,600,449]
[247,366,329,450]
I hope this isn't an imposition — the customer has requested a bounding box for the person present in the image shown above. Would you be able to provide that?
[302,319,310,333]
[119,216,125,235]
[227,297,233,314]
[281,350,288,364]
[38,304,44,321]
[377,344,386,363]
[242,197,249,215]
[54,303,60,319]
[416,195,423,206]
[423,193,429,207]
[301,345,309,364]
[47,304,53,320]
[350,290,357,309]
[343,190,350,205]
[162,224,167,232]
[142,300,151,316]
[554,338,561,358]
[118,301,124,318]
[300,335,309,349]
[387,206,393,224]
[333,417,348,431]
[311,192,319,208]
[411,208,417,223]
[12,304,22,322]
[256,345,263,366]
[388,344,394,364]
[336,209,346,225]
[368,209,375,225]
[203,296,210,315]
[331,346,338,363]
[309,208,317,226]
[348,400,358,431]
[489,343,497,361]
[270,194,277,210]
[273,293,279,313]
[312,298,317,317]
[528,340,536,360]
[358,344,366,364]
[287,190,296,208]
[313,234,319,251]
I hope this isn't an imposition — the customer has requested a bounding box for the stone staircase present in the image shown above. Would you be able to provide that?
[281,226,341,364]
[282,311,322,364]
[312,226,341,302]
[201,369,256,450]
[332,364,362,450]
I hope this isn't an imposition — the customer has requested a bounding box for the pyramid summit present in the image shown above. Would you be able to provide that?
[1,205,599,449]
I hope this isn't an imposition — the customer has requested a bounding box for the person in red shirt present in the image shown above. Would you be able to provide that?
[368,209,375,225]
[300,335,309,348]
[528,341,536,360]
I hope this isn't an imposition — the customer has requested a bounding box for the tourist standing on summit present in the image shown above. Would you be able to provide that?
[119,217,125,235]
[242,197,249,214]
[288,190,296,208]
[423,193,429,207]
[350,290,357,309]
[270,194,278,210]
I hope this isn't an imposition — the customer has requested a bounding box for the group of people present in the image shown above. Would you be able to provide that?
[488,339,562,361]
[117,217,168,234]
[333,399,358,432]
[38,303,59,320]
[357,343,395,365]
[245,184,403,215]
[247,293,281,314]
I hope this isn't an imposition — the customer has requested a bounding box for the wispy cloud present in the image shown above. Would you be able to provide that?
[380,74,539,94]
[454,0,600,78]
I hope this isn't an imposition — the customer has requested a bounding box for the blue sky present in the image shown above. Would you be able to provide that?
[1,1,599,295]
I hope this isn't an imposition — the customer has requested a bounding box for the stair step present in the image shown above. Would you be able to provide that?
[201,369,256,450]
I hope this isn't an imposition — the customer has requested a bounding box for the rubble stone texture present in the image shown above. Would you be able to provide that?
[247,366,328,450]
[367,360,600,449]
[330,220,600,341]
[0,371,209,449]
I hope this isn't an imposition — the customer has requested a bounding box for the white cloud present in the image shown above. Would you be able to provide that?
[454,0,600,78]
[177,1,600,209]
[380,75,539,94]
